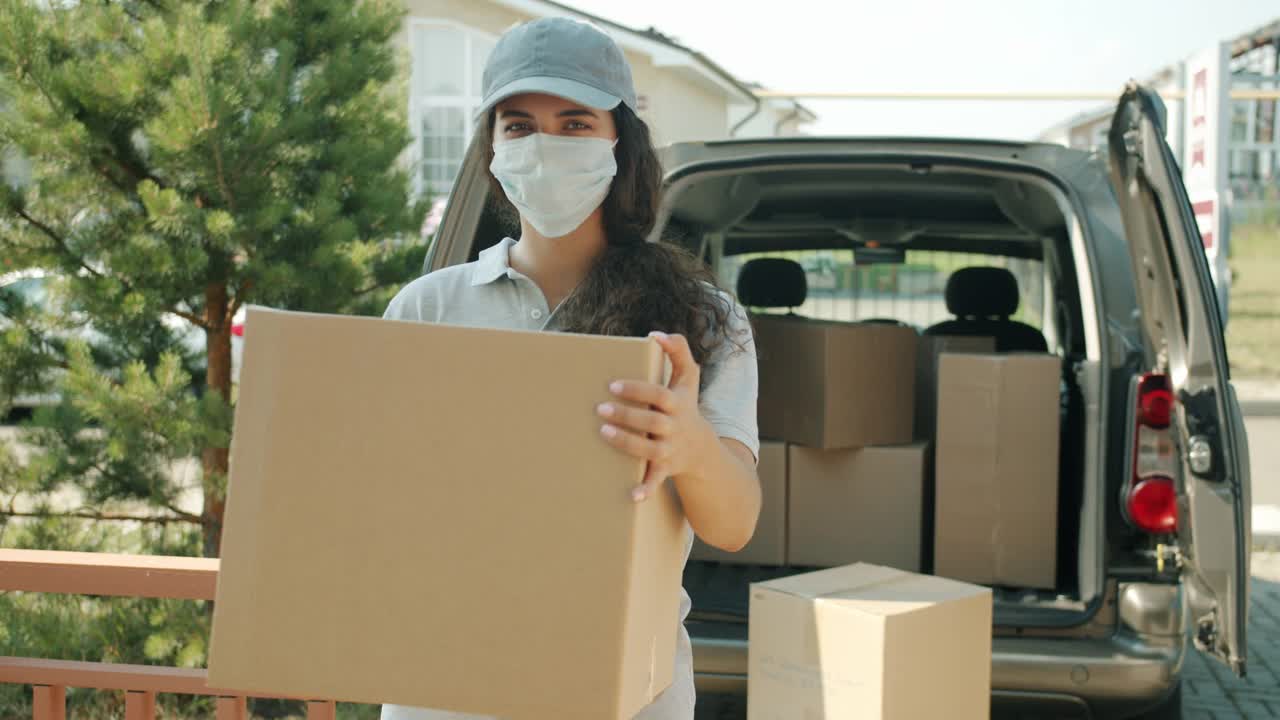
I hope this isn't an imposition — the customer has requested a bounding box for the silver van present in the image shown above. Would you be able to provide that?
[429,85,1250,720]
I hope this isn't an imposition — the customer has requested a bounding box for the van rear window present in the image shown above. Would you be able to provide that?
[721,249,1047,332]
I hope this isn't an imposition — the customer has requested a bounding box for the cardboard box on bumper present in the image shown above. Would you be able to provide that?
[207,308,687,720]
[913,335,996,441]
[787,443,927,570]
[933,353,1061,590]
[691,441,787,565]
[753,316,917,449]
[748,563,992,719]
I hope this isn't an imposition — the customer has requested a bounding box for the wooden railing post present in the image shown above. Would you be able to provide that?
[31,684,66,720]
[1,551,346,713]
[215,695,247,720]
[306,700,337,720]
[124,690,156,719]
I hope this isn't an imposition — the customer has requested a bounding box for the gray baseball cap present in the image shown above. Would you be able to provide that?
[478,17,638,120]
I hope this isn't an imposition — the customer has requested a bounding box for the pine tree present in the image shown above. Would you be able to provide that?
[0,0,428,558]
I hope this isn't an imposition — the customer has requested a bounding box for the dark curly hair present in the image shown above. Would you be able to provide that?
[482,104,737,367]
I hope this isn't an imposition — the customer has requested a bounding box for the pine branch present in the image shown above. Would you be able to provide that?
[189,21,236,216]
[89,111,167,193]
[90,159,144,198]
[212,141,236,214]
[0,310,72,371]
[1,509,202,525]
[168,309,208,329]
[118,4,146,23]
[12,204,203,331]
[20,68,164,194]
[91,141,166,196]
[227,279,254,320]
[11,207,106,280]
[162,503,203,524]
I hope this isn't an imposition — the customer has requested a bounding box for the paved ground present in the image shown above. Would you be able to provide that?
[1183,552,1280,720]
[693,554,1280,719]
[701,389,1280,719]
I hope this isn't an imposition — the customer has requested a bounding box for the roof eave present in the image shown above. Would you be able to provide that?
[487,0,757,104]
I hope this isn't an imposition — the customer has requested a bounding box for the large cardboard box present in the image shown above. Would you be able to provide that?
[749,563,992,719]
[754,316,917,449]
[913,335,996,441]
[788,443,927,571]
[934,353,1061,590]
[208,308,687,720]
[691,441,787,565]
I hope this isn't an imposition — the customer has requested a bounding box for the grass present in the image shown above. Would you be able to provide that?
[1226,220,1280,379]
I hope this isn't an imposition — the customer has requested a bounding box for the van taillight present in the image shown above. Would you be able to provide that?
[1127,477,1177,532]
[1125,373,1178,534]
[1137,375,1173,428]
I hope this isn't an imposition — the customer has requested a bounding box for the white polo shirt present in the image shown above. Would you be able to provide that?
[379,238,759,720]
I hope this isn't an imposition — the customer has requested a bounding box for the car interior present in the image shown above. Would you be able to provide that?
[467,160,1098,626]
[655,162,1095,627]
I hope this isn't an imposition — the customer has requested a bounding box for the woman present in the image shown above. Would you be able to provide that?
[381,16,760,720]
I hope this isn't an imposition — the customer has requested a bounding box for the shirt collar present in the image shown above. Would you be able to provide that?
[469,237,517,287]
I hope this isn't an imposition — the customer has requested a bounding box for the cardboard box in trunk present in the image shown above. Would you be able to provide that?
[753,316,917,449]
[749,563,992,720]
[914,335,996,441]
[691,441,787,565]
[787,443,927,571]
[934,353,1061,590]
[208,308,687,720]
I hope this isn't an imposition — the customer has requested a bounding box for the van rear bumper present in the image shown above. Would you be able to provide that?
[693,630,1186,719]
[989,632,1186,717]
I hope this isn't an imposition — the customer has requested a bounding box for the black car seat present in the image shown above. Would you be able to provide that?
[736,258,807,314]
[924,266,1048,352]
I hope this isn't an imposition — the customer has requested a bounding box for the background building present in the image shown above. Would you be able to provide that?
[397,0,814,199]
[1038,18,1279,221]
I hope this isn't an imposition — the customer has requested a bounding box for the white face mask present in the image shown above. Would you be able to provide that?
[489,133,618,239]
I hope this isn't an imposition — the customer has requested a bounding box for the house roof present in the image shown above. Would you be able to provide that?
[1231,17,1280,57]
[743,81,818,124]
[487,0,760,106]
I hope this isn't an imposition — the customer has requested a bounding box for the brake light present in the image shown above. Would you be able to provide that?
[1127,477,1178,532]
[231,323,244,337]
[1125,373,1178,534]
[1137,374,1173,428]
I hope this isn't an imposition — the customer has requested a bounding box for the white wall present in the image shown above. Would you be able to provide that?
[400,0,741,149]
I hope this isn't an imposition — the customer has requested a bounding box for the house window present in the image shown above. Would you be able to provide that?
[1230,100,1251,143]
[1257,99,1276,145]
[409,21,496,197]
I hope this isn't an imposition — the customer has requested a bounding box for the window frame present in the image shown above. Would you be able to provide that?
[407,18,497,198]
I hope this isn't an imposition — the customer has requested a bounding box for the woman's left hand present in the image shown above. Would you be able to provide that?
[597,331,718,502]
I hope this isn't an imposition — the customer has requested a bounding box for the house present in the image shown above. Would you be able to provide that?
[397,0,814,198]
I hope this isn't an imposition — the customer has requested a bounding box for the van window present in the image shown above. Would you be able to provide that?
[719,249,1049,332]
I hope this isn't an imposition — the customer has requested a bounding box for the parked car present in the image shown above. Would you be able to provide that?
[425,85,1248,720]
[0,269,245,411]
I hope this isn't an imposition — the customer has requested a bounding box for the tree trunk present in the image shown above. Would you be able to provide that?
[202,282,232,558]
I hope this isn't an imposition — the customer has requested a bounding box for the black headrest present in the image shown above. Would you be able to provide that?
[737,258,807,309]
[945,267,1020,318]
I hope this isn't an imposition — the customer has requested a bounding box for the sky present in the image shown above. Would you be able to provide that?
[562,0,1279,139]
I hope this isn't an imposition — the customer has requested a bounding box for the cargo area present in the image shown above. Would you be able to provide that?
[668,158,1100,633]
